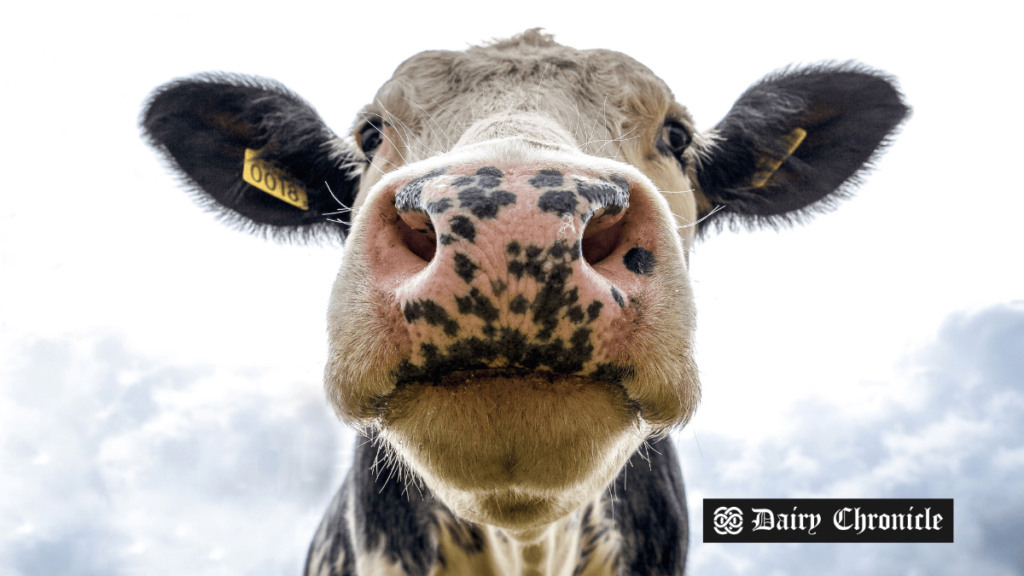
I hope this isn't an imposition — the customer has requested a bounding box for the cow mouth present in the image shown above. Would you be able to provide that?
[375,366,649,499]
[393,366,634,389]
[379,367,642,423]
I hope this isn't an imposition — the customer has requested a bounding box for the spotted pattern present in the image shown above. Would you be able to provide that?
[574,176,629,217]
[623,247,656,276]
[528,169,565,188]
[529,169,629,225]
[505,239,586,341]
[453,253,478,284]
[392,167,647,386]
[426,198,453,216]
[397,242,633,383]
[452,167,516,219]
[611,287,625,308]
[447,216,476,243]
[455,288,500,328]
[537,190,577,217]
[403,299,460,337]
[396,168,448,214]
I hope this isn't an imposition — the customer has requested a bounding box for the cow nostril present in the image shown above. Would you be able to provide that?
[396,215,437,262]
[581,217,626,266]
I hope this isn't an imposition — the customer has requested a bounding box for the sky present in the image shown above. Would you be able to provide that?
[1,1,1022,574]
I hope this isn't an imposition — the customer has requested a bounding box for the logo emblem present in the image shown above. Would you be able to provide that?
[713,506,744,535]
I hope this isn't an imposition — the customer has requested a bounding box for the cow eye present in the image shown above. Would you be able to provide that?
[358,121,384,160]
[659,121,691,154]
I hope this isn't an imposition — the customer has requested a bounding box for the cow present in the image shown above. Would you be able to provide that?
[141,28,908,576]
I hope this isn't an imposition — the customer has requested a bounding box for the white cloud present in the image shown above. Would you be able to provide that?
[680,302,1024,576]
[0,336,352,576]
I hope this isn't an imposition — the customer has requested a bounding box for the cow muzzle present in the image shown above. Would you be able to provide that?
[324,138,699,528]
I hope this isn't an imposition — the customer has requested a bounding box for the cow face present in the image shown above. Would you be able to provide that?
[142,30,908,534]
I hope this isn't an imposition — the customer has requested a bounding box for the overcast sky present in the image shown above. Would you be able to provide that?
[2,1,1021,574]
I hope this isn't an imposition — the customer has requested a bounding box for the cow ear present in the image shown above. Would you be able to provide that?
[694,63,910,232]
[141,73,361,241]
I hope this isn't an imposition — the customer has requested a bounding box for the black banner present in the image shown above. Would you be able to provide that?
[703,499,953,543]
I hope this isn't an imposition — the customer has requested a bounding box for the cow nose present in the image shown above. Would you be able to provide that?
[365,164,660,382]
[395,166,632,267]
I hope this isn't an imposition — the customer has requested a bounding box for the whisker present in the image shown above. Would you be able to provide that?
[429,97,468,151]
[591,95,613,155]
[676,205,726,229]
[553,84,589,145]
[323,182,352,210]
[501,66,527,117]
[386,106,437,158]
[431,97,466,131]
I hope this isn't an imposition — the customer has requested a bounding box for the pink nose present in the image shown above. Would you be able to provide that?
[364,165,662,384]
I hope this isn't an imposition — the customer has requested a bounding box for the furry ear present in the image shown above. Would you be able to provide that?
[694,63,910,232]
[141,73,360,241]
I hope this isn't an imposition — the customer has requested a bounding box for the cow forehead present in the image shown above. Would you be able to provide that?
[359,38,691,160]
[347,32,702,248]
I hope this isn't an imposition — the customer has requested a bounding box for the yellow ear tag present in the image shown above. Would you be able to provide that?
[751,127,807,188]
[242,148,309,210]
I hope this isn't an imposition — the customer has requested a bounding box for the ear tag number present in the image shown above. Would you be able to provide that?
[751,127,808,188]
[243,148,310,210]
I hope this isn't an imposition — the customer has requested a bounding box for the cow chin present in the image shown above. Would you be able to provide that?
[377,371,651,531]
